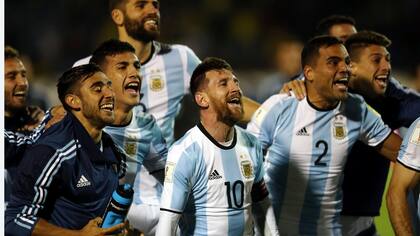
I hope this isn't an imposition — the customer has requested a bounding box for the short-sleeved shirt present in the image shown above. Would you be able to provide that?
[247,93,391,235]
[104,109,167,206]
[160,124,264,235]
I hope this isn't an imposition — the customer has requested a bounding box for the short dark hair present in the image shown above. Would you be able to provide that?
[316,15,356,36]
[301,36,343,68]
[109,0,126,13]
[57,64,103,111]
[345,31,391,61]
[5,45,20,60]
[90,39,136,68]
[190,57,233,96]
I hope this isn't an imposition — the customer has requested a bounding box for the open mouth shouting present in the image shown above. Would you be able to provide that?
[144,17,159,30]
[227,95,243,110]
[13,89,27,99]
[374,74,389,90]
[333,76,349,92]
[124,80,140,96]
[99,101,114,113]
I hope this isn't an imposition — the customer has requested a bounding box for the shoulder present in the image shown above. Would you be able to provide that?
[132,108,158,128]
[155,42,196,55]
[254,94,297,120]
[236,126,258,144]
[169,127,201,157]
[342,93,369,112]
[34,115,75,149]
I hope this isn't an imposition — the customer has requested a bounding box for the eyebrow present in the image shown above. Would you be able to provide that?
[115,61,129,67]
[369,52,389,57]
[326,56,342,61]
[90,81,106,88]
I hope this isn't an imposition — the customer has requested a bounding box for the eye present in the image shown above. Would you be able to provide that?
[93,86,102,93]
[137,2,146,9]
[152,1,160,9]
[327,60,339,66]
[117,65,127,70]
[219,79,227,86]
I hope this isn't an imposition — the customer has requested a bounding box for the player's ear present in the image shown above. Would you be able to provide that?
[65,94,81,111]
[194,91,209,109]
[111,9,124,26]
[304,65,314,82]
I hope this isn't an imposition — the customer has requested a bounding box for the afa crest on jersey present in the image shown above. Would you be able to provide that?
[240,160,253,179]
[409,123,420,145]
[150,75,164,92]
[332,114,347,140]
[124,142,137,156]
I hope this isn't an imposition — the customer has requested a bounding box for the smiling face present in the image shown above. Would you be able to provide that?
[76,72,116,128]
[4,58,28,116]
[123,0,160,42]
[306,44,352,105]
[202,69,243,125]
[102,52,141,110]
[350,44,391,98]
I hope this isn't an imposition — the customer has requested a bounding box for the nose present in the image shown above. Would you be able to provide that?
[229,79,242,94]
[104,84,115,99]
[16,73,28,87]
[380,59,391,73]
[339,61,351,76]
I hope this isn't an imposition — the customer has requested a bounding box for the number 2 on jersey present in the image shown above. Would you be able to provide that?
[314,140,328,166]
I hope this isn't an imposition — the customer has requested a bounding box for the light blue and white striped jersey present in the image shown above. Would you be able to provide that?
[138,42,200,145]
[161,124,264,236]
[104,108,167,206]
[247,93,391,235]
[397,116,420,231]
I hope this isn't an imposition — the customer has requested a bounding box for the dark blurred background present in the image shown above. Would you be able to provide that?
[5,0,420,107]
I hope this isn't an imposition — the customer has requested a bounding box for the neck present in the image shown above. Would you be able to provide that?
[200,113,234,143]
[119,32,153,64]
[112,105,134,126]
[306,86,338,110]
[72,112,103,144]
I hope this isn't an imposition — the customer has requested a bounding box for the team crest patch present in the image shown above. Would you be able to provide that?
[150,76,164,92]
[332,114,347,140]
[409,124,420,145]
[164,162,175,183]
[241,160,253,179]
[124,142,137,156]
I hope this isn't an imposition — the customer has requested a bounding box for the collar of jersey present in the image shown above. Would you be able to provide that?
[197,122,237,150]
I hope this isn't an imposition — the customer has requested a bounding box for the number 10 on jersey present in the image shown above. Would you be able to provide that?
[224,180,245,208]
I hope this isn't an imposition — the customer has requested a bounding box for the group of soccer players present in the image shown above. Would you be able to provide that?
[4,0,420,235]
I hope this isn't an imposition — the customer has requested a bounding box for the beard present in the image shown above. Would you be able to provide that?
[124,13,160,43]
[212,100,244,127]
[82,100,114,128]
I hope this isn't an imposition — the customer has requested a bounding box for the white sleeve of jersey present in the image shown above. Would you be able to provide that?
[247,95,284,151]
[160,143,196,212]
[178,45,200,94]
[359,102,392,147]
[156,210,181,236]
[397,118,420,171]
[252,197,280,236]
